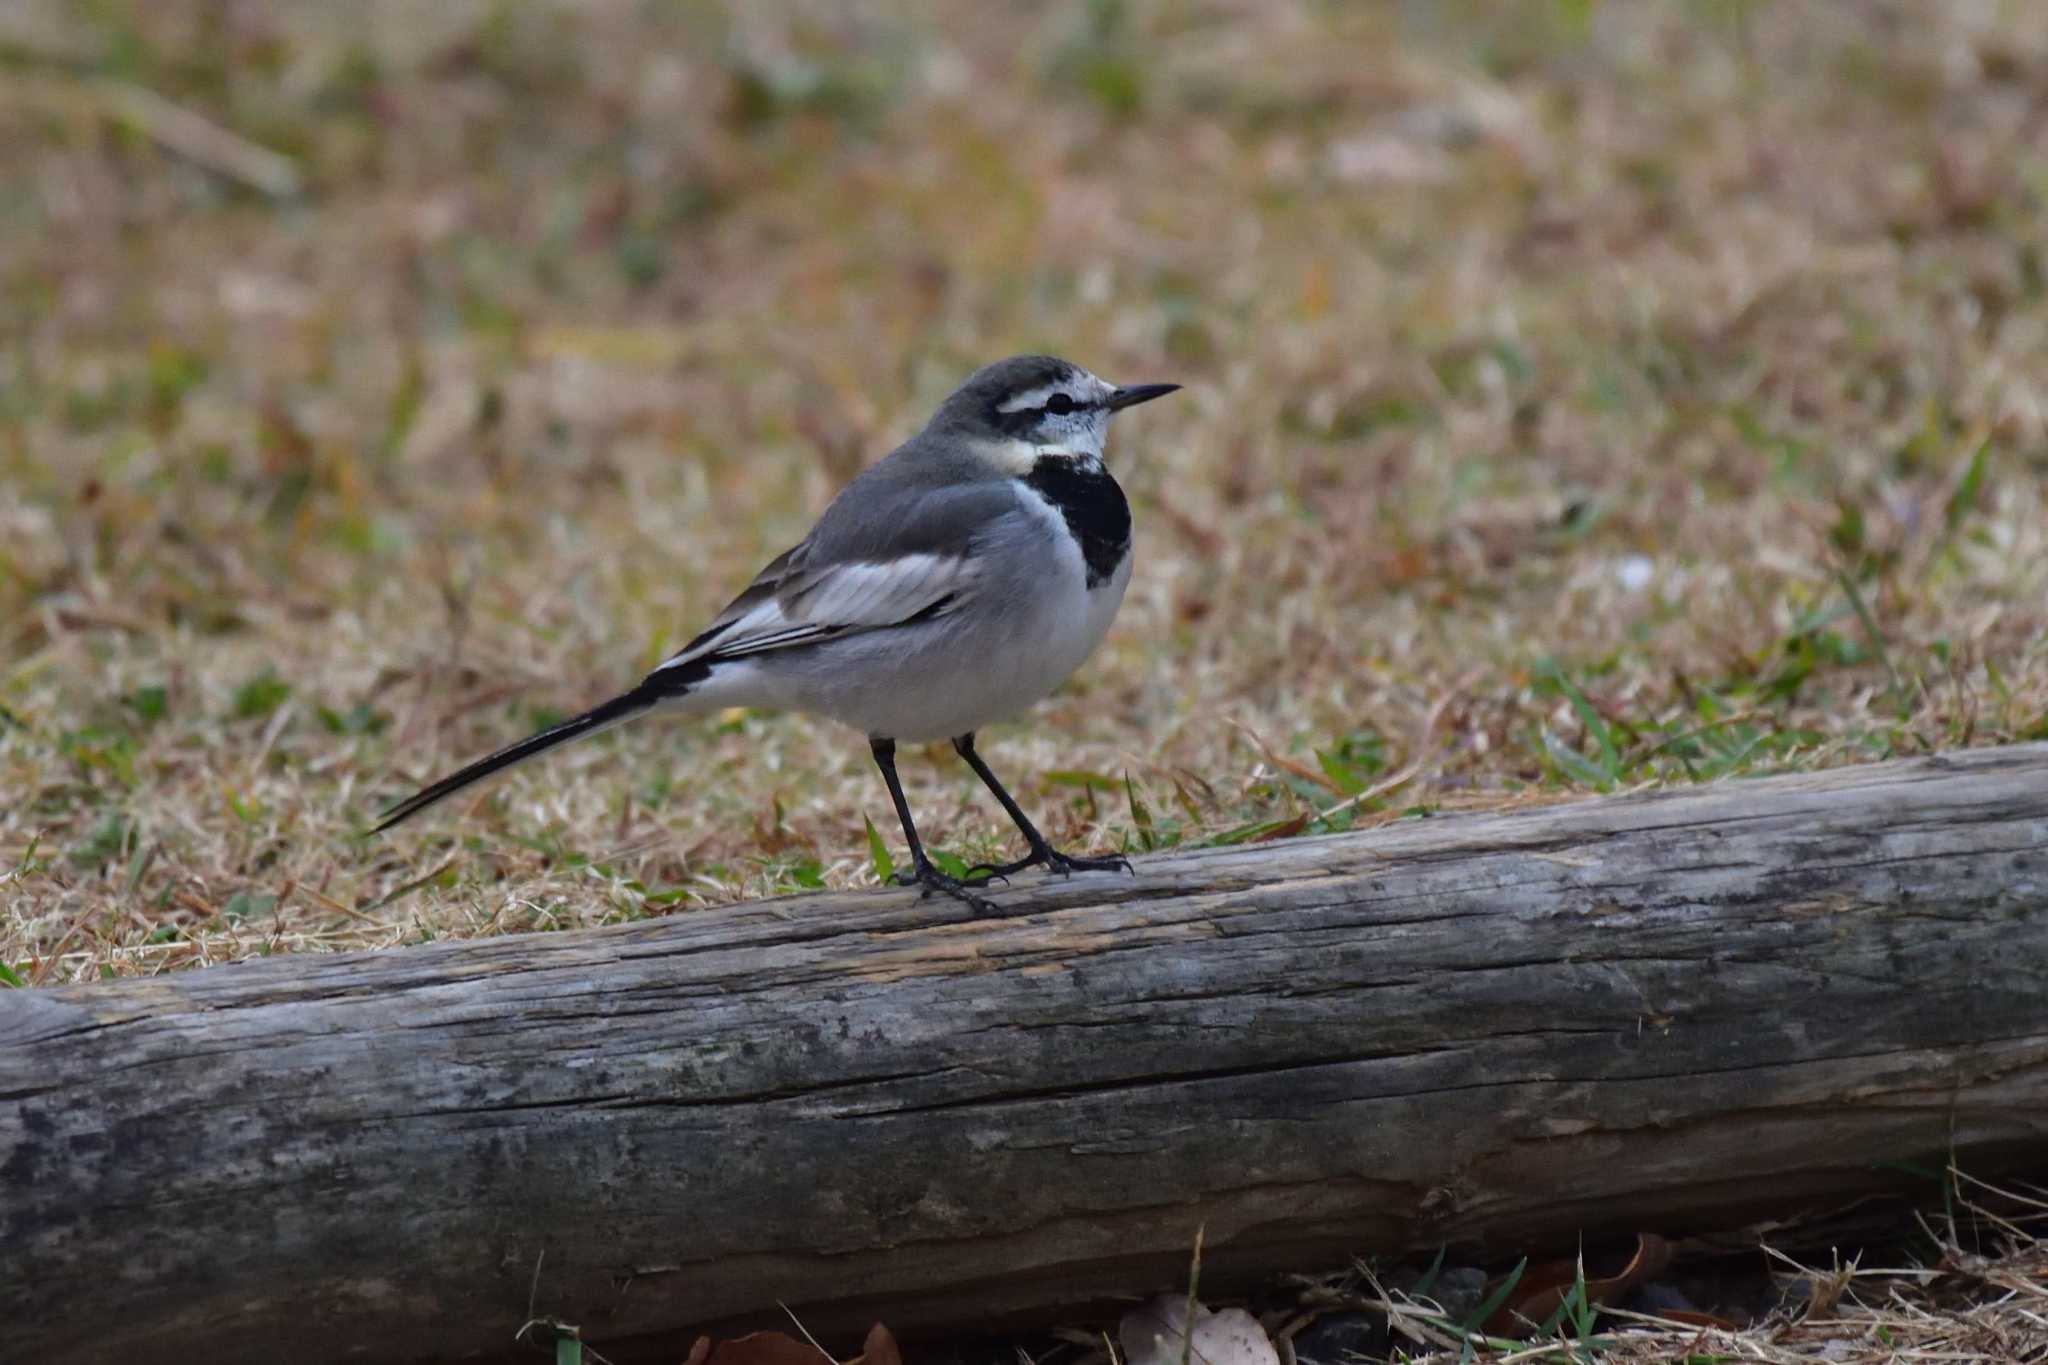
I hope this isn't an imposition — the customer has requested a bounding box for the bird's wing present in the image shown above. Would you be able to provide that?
[662,550,975,665]
[651,478,1020,676]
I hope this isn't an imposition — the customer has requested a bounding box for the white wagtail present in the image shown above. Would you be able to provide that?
[376,355,1179,914]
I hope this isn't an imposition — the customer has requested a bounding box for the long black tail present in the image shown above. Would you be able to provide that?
[372,686,659,833]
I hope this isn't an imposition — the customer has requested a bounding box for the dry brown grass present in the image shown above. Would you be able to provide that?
[1353,1175,2048,1363]
[4,1,2048,983]
[1365,1245,2048,1364]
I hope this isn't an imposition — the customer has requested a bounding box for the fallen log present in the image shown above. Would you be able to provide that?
[4,746,2048,1363]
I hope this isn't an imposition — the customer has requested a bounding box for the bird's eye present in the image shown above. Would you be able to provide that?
[1045,393,1076,416]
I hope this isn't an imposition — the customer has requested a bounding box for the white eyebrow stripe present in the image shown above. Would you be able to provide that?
[995,383,1068,414]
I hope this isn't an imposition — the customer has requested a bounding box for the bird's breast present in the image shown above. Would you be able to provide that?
[1020,455,1131,588]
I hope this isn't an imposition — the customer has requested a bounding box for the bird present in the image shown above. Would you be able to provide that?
[374,354,1180,915]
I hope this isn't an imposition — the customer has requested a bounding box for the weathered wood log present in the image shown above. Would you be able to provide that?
[5,747,2048,1363]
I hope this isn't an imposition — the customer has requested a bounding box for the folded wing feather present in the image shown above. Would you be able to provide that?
[652,548,974,673]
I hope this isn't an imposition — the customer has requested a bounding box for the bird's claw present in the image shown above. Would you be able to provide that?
[893,865,1008,889]
[895,860,1000,916]
[965,846,1135,881]
[1051,850,1135,876]
[961,854,1034,882]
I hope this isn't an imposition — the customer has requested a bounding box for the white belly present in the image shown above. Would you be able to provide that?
[817,541,1130,743]
[689,516,1125,743]
[672,483,1134,742]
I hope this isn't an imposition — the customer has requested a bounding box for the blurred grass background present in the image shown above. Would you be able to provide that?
[4,0,2046,981]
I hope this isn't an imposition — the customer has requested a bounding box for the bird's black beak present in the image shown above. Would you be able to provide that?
[1105,382,1181,411]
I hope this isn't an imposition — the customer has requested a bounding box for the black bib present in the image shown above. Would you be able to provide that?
[1025,457,1131,588]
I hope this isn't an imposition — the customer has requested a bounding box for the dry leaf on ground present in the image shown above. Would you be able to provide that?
[1120,1293,1281,1365]
[850,1323,902,1365]
[682,1330,829,1365]
[682,1323,897,1365]
[1483,1234,1672,1336]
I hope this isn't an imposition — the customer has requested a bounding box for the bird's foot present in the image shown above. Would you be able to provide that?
[964,845,1134,882]
[893,859,1001,916]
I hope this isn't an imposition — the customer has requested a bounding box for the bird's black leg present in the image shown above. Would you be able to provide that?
[869,736,998,916]
[954,732,1134,880]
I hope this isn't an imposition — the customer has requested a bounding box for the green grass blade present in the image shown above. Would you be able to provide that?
[863,814,895,882]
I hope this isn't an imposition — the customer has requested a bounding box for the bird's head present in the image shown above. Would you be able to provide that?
[930,354,1178,469]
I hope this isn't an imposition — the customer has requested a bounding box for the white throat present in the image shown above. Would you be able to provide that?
[979,434,1105,476]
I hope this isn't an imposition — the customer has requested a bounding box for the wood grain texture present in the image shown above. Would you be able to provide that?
[5,746,2048,1363]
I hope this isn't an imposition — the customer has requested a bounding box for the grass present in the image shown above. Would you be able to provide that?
[1342,1179,2048,1364]
[1085,1173,2048,1365]
[4,1,2048,982]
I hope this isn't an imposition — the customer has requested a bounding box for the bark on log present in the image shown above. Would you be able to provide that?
[5,747,2048,1363]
